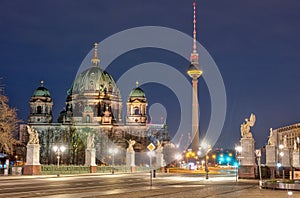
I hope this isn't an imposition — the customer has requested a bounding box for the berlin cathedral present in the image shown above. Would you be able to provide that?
[19,44,169,165]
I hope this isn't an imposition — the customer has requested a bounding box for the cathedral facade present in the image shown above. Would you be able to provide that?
[20,44,169,165]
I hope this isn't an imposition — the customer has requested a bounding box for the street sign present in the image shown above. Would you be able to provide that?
[147,143,155,151]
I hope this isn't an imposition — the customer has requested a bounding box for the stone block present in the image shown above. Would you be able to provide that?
[90,166,97,173]
[26,144,40,165]
[85,148,96,166]
[238,165,256,179]
[24,165,41,175]
[126,151,135,167]
[266,145,277,167]
[281,149,290,167]
[130,166,136,173]
[240,138,255,166]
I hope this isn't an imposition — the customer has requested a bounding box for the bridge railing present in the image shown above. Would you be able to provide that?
[41,165,152,175]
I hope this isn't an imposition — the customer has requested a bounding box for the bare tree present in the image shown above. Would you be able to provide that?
[0,94,20,154]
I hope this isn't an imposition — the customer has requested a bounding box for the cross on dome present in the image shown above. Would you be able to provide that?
[91,42,100,67]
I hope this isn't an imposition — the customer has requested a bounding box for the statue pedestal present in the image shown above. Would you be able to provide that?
[293,151,300,168]
[90,165,97,173]
[85,148,96,170]
[239,138,256,179]
[24,144,41,175]
[156,151,164,168]
[130,166,136,173]
[239,166,256,179]
[281,148,290,167]
[126,151,136,173]
[266,145,277,179]
[240,138,255,166]
[266,145,277,167]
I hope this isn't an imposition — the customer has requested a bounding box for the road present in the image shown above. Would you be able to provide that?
[0,173,299,197]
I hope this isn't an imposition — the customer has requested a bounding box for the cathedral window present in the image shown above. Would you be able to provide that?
[37,106,42,114]
[86,115,90,123]
[134,107,140,115]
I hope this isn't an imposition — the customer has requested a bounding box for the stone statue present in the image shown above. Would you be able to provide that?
[87,133,95,148]
[240,113,256,138]
[26,125,39,144]
[268,128,275,146]
[156,140,163,152]
[294,139,298,151]
[283,135,287,148]
[127,139,136,152]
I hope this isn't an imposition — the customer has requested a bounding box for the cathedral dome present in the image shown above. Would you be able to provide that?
[33,81,51,97]
[71,67,120,96]
[64,43,123,124]
[70,44,120,97]
[129,87,145,98]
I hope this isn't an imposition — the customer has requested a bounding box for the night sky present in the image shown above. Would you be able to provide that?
[1,0,300,149]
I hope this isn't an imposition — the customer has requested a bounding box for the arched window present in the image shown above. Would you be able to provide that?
[37,106,42,114]
[134,107,140,115]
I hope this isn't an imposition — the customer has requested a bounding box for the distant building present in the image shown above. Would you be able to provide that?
[271,123,300,149]
[19,44,169,165]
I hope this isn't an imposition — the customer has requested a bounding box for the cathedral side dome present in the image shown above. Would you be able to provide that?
[126,81,147,125]
[128,81,146,98]
[129,87,145,98]
[33,81,51,97]
[29,80,53,123]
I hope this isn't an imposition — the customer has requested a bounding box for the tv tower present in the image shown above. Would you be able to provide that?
[187,2,203,152]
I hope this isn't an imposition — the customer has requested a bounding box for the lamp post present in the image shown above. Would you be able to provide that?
[205,145,212,179]
[212,154,216,166]
[175,154,182,168]
[256,149,262,187]
[109,147,118,174]
[197,150,201,170]
[147,151,155,186]
[53,145,66,177]
[235,146,242,182]
[186,149,195,170]
[278,144,284,179]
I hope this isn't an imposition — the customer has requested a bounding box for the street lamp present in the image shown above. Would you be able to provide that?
[109,147,118,174]
[212,154,216,166]
[205,145,212,179]
[175,154,182,167]
[186,149,195,170]
[256,149,262,187]
[278,144,284,179]
[53,145,66,177]
[235,146,242,182]
[147,151,155,186]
